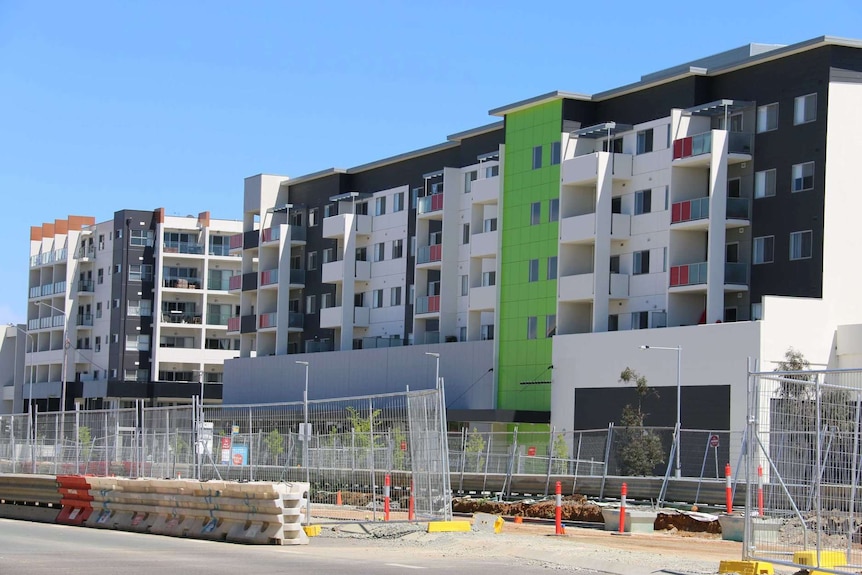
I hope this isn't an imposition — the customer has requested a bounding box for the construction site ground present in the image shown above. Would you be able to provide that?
[316,519,786,575]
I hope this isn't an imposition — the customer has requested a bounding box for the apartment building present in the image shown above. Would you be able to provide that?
[23,209,242,410]
[224,36,862,443]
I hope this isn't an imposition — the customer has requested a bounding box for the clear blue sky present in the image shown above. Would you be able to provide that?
[1,0,859,325]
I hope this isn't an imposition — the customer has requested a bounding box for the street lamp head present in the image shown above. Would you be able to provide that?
[425,352,440,358]
[295,361,309,366]
[639,345,649,349]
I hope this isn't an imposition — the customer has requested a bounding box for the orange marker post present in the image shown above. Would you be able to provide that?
[384,474,391,521]
[408,479,415,521]
[619,482,628,534]
[725,463,733,515]
[555,481,563,535]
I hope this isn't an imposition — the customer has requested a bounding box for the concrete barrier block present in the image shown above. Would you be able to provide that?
[472,513,503,533]
[0,502,60,523]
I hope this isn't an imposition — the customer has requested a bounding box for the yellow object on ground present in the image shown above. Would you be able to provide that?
[427,520,471,533]
[718,560,774,575]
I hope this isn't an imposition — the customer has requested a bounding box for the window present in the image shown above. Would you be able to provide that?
[608,315,619,331]
[98,234,105,250]
[611,197,622,214]
[126,334,150,351]
[530,202,541,225]
[129,229,153,247]
[393,192,405,212]
[728,178,741,198]
[528,259,539,282]
[305,295,317,314]
[792,162,814,192]
[392,239,403,259]
[290,210,304,227]
[548,198,559,222]
[459,326,467,342]
[550,142,561,165]
[113,264,121,275]
[322,248,335,264]
[753,236,774,264]
[128,264,153,282]
[794,93,817,125]
[113,299,120,309]
[116,228,123,239]
[790,230,813,260]
[724,307,738,322]
[532,146,543,169]
[128,300,152,317]
[634,189,652,215]
[409,284,415,305]
[411,187,421,209]
[464,171,477,193]
[97,268,104,284]
[483,218,497,233]
[633,250,650,275]
[547,256,558,280]
[390,286,402,306]
[482,271,496,286]
[755,169,776,198]
[95,336,101,353]
[485,164,499,178]
[373,242,385,262]
[460,274,469,296]
[323,204,334,218]
[308,208,318,227]
[729,112,744,132]
[372,289,383,308]
[375,197,386,216]
[751,302,763,320]
[726,243,739,263]
[321,292,332,309]
[603,138,623,153]
[356,246,367,261]
[546,315,556,337]
[610,255,620,274]
[527,316,537,340]
[96,302,102,319]
[124,369,149,382]
[112,334,119,343]
[409,236,416,257]
[480,324,494,341]
[757,103,779,133]
[462,223,470,245]
[636,129,653,154]
[431,181,443,195]
[307,251,318,270]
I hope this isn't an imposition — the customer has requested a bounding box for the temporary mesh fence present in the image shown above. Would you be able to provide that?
[746,368,862,575]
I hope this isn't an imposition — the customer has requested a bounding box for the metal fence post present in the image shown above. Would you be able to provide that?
[599,422,613,500]
[369,398,376,522]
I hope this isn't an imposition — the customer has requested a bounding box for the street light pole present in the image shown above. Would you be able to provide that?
[295,361,310,485]
[639,345,682,478]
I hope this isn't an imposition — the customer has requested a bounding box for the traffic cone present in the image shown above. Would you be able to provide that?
[336,491,342,506]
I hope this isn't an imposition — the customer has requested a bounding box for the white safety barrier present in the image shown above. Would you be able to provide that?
[85,477,309,545]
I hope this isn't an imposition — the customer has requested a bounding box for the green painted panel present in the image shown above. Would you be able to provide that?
[498,99,562,414]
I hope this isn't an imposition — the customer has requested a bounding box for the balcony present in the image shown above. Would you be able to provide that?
[468,285,496,311]
[471,176,499,204]
[163,242,203,255]
[207,277,233,291]
[29,286,41,299]
[161,312,202,324]
[470,231,497,258]
[669,262,707,288]
[417,244,442,265]
[559,272,595,302]
[669,261,749,291]
[322,260,371,284]
[228,274,243,291]
[562,152,632,185]
[560,213,596,244]
[322,213,372,239]
[163,278,202,290]
[77,280,95,293]
[673,132,753,166]
[725,262,749,287]
[227,316,241,332]
[417,194,444,217]
[671,197,751,229]
[229,234,243,251]
[206,313,230,326]
[76,246,96,260]
[76,314,93,327]
[242,230,259,251]
[289,268,305,287]
[288,312,304,330]
[611,213,631,239]
[261,226,281,244]
[416,295,441,314]
[260,268,279,287]
[609,273,629,298]
[241,272,257,291]
[259,312,277,329]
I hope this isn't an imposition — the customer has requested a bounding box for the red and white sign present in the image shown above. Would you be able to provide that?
[709,434,720,448]
[527,446,536,456]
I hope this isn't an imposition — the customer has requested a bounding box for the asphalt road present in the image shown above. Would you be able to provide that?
[0,519,595,575]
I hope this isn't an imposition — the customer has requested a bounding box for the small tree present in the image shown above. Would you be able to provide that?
[464,428,486,472]
[78,426,93,460]
[345,406,382,448]
[552,433,569,474]
[617,368,665,476]
[264,429,285,465]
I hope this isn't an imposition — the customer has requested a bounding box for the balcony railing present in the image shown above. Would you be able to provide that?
[77,280,95,293]
[163,242,204,254]
[728,132,754,155]
[669,262,708,287]
[725,262,749,285]
[228,274,243,291]
[673,131,753,160]
[417,244,442,264]
[163,278,202,289]
[77,314,93,327]
[416,295,441,314]
[229,234,243,250]
[207,278,231,291]
[76,246,96,259]
[262,227,281,243]
[162,312,202,324]
[29,286,41,299]
[209,244,234,257]
[227,316,241,332]
[259,312,277,329]
[417,193,444,214]
[290,269,305,285]
[260,268,279,286]
[671,197,709,223]
[727,197,750,220]
[288,312,304,329]
[206,313,230,326]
